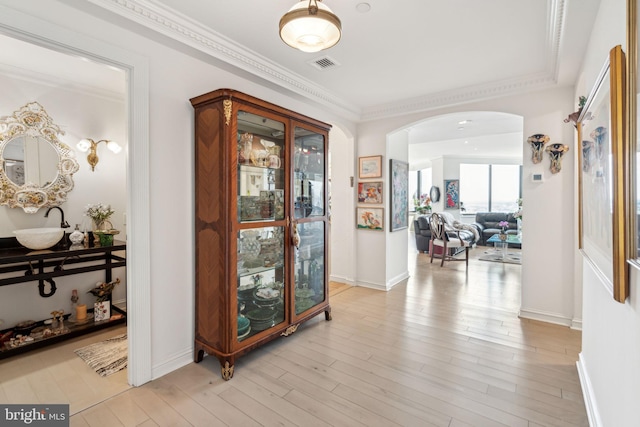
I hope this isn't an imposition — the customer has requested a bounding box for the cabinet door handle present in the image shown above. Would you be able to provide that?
[291,221,300,249]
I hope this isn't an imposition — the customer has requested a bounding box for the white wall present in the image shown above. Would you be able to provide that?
[328,126,356,285]
[575,0,640,425]
[386,130,409,287]
[354,120,388,289]
[0,73,127,327]
[430,158,445,212]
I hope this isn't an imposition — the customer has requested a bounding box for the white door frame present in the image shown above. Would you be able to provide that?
[0,5,152,386]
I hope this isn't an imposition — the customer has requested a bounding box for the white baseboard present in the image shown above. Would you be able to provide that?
[329,274,355,286]
[151,347,193,381]
[518,308,572,327]
[387,271,409,290]
[356,271,409,291]
[356,280,389,291]
[577,353,602,427]
[570,318,583,330]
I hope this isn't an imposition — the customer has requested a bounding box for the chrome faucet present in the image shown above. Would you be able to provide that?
[44,206,70,228]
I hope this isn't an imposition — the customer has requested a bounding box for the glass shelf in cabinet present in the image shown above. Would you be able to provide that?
[237,263,284,278]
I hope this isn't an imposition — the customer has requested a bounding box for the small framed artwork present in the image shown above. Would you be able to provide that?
[390,159,409,231]
[359,155,383,178]
[356,207,384,231]
[357,181,383,204]
[444,179,460,209]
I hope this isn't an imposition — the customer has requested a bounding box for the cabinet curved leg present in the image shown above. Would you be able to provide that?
[325,306,332,321]
[220,360,234,381]
[194,346,205,363]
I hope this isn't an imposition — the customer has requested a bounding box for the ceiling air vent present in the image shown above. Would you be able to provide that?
[308,56,340,71]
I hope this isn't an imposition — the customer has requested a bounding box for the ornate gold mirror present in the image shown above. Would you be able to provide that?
[0,102,79,213]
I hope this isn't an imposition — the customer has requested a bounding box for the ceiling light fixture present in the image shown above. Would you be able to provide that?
[279,0,342,53]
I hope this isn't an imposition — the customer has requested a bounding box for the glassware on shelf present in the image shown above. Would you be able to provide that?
[240,230,261,258]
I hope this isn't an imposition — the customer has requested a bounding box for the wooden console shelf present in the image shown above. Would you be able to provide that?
[0,238,126,359]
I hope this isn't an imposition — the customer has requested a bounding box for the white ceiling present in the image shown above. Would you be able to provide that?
[86,0,600,119]
[0,0,602,161]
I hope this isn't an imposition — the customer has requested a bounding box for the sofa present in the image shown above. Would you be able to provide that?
[413,212,478,255]
[472,212,520,247]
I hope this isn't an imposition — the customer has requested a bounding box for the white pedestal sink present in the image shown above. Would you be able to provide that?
[13,228,65,250]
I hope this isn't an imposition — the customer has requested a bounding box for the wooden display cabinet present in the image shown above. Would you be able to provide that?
[191,89,331,380]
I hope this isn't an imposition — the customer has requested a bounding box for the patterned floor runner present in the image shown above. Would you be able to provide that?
[74,334,127,377]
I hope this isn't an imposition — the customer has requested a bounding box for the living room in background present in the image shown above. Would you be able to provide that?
[459,163,522,213]
[409,167,432,213]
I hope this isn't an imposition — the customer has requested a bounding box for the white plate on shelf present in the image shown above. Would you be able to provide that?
[238,326,251,341]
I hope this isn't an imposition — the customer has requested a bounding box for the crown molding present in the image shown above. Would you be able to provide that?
[360,72,557,122]
[86,0,361,121]
[87,0,565,123]
[360,0,565,121]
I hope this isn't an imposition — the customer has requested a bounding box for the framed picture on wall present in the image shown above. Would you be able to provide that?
[357,181,383,204]
[358,155,382,178]
[578,44,628,302]
[389,159,409,231]
[443,179,460,209]
[356,207,384,231]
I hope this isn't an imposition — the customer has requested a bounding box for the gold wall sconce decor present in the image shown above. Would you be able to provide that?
[545,143,570,174]
[76,138,122,171]
[526,133,550,164]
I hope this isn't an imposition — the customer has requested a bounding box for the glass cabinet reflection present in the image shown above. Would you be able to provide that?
[294,126,325,219]
[294,222,325,314]
[237,111,285,223]
[237,226,285,341]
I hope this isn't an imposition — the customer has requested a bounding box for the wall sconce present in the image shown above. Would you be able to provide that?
[76,138,122,171]
[545,143,569,174]
[526,133,550,164]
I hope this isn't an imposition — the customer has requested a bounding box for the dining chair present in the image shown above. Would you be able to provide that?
[428,212,471,267]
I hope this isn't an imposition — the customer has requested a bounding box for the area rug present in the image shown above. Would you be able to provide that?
[74,334,127,377]
[478,250,521,265]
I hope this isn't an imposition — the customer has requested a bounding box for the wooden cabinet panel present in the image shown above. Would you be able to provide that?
[191,89,331,380]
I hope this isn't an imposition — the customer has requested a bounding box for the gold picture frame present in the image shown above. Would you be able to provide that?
[578,45,629,303]
[358,155,382,179]
[626,0,640,271]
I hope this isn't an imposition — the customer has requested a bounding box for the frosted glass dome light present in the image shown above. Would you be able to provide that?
[279,0,342,53]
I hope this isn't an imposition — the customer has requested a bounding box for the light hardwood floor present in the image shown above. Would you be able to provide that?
[1,243,587,426]
[0,325,130,414]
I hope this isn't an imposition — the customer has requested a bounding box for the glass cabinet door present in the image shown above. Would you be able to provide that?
[237,226,285,341]
[293,126,325,219]
[294,221,325,314]
[237,111,286,223]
